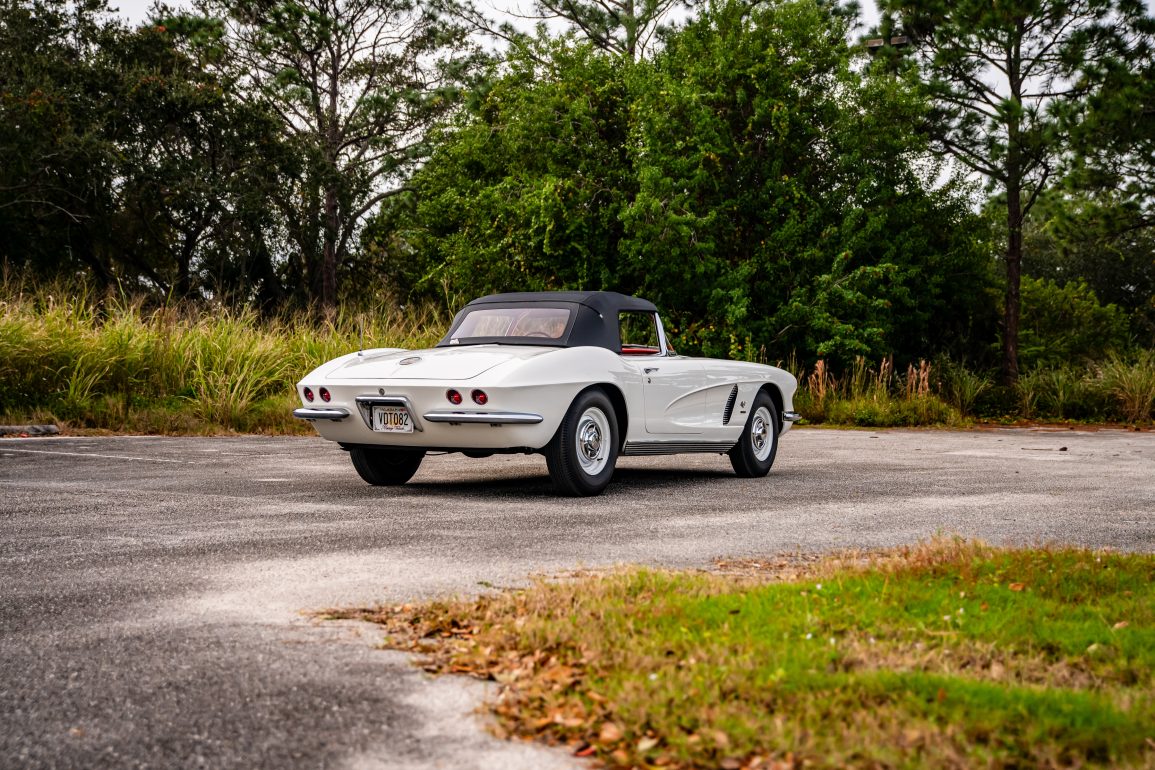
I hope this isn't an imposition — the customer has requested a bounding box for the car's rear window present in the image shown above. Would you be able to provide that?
[451,307,572,341]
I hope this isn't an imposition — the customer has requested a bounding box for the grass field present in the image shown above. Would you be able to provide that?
[2,278,1152,433]
[332,539,1155,769]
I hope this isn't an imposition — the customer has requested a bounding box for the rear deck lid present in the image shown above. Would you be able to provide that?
[327,345,552,380]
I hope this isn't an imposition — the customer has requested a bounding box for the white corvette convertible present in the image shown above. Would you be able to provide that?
[294,291,800,496]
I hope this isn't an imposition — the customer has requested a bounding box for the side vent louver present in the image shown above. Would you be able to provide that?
[722,385,739,425]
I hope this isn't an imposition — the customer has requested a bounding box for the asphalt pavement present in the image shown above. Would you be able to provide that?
[1,428,1153,768]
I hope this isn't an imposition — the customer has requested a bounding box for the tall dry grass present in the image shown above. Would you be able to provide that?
[4,274,1153,433]
[0,277,446,433]
[791,351,1155,426]
[790,356,961,427]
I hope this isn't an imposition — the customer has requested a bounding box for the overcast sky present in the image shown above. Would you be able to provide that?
[111,0,1155,42]
[114,0,887,29]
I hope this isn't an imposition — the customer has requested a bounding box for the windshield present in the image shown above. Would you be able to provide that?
[449,306,572,343]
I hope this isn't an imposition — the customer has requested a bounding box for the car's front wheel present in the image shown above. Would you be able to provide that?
[729,391,779,478]
[545,389,619,496]
[350,447,425,485]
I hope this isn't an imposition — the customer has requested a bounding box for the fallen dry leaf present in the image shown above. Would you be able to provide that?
[1009,583,1025,592]
[599,721,624,743]
[1113,621,1129,630]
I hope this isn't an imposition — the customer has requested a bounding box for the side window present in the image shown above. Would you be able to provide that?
[619,312,660,355]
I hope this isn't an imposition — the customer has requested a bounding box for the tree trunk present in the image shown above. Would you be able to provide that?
[1003,184,1022,387]
[320,187,339,313]
[176,232,195,298]
[625,0,636,59]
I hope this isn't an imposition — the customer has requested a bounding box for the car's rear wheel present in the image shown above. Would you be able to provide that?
[545,389,619,496]
[350,447,425,485]
[729,390,779,478]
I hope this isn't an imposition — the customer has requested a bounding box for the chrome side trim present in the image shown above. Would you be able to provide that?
[422,410,544,425]
[781,411,802,423]
[355,395,425,432]
[621,440,736,456]
[655,313,670,357]
[293,407,351,421]
[722,385,739,425]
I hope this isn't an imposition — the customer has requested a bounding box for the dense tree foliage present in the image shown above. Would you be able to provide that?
[164,0,485,311]
[366,2,994,364]
[1,0,1151,369]
[877,0,1154,382]
[0,0,290,302]
[1024,193,1155,346]
[1018,275,1131,368]
[621,0,992,362]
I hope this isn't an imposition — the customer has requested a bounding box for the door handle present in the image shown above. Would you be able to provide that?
[644,367,659,374]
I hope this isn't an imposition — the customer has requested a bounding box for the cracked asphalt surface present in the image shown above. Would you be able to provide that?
[1,428,1153,769]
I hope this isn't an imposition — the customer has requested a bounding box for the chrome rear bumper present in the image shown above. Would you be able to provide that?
[782,411,802,422]
[423,410,543,425]
[293,407,351,421]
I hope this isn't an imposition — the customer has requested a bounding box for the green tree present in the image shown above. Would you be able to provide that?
[1067,8,1155,233]
[171,0,485,311]
[371,1,994,365]
[0,0,123,284]
[530,0,683,59]
[621,0,992,362]
[1023,192,1155,345]
[363,39,636,305]
[1018,276,1130,367]
[879,0,1153,383]
[0,0,291,302]
[111,23,293,304]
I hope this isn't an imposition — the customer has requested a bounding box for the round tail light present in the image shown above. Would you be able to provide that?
[446,389,463,405]
[303,387,315,402]
[471,389,488,405]
[319,387,331,403]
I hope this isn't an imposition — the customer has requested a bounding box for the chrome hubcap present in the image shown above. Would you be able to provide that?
[576,407,610,475]
[750,406,773,461]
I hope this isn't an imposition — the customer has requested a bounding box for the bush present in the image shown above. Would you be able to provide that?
[1100,351,1155,422]
[934,356,992,416]
[794,357,962,427]
[824,394,958,427]
[1018,277,1131,368]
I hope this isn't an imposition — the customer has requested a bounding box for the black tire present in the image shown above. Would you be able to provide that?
[350,447,425,486]
[545,389,619,497]
[729,390,779,478]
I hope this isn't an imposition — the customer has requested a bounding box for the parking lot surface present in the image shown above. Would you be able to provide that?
[2,428,1152,768]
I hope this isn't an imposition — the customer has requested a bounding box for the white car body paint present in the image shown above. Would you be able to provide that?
[294,292,799,495]
[297,340,798,452]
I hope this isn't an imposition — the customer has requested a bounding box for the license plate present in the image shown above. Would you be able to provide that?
[372,406,413,433]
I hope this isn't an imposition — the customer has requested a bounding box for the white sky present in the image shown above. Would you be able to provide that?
[111,0,1154,41]
[114,0,885,28]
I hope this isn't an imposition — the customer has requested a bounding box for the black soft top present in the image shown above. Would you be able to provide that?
[437,291,659,351]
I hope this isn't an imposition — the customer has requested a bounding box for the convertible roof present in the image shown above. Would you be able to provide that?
[438,291,660,351]
[465,291,657,316]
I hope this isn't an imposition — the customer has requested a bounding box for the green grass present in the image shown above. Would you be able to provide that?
[336,539,1155,769]
[3,276,1152,433]
[0,278,446,433]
